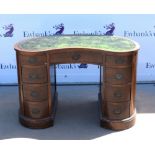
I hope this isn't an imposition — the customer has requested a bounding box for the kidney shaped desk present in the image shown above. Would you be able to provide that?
[14,36,140,130]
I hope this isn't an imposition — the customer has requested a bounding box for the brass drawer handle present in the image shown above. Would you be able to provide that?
[72,53,81,60]
[113,108,121,115]
[28,57,38,64]
[31,108,40,114]
[115,73,123,80]
[30,91,39,98]
[28,74,39,80]
[115,57,125,64]
[114,92,122,98]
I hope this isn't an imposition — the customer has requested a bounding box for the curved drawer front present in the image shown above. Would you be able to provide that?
[104,84,131,102]
[20,54,47,65]
[22,66,48,83]
[24,100,49,119]
[105,67,132,84]
[104,101,130,120]
[50,51,102,64]
[106,55,132,67]
[23,84,48,101]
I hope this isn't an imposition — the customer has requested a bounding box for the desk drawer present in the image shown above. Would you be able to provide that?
[23,84,48,101]
[105,67,132,84]
[104,101,130,120]
[24,100,49,118]
[22,66,48,83]
[104,84,131,102]
[106,55,132,66]
[20,54,47,65]
[50,51,102,64]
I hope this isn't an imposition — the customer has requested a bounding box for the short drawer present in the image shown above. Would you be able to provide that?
[104,84,131,102]
[23,84,48,101]
[106,55,132,66]
[22,65,48,83]
[50,51,102,64]
[24,100,49,119]
[105,67,132,84]
[104,101,130,120]
[20,54,47,65]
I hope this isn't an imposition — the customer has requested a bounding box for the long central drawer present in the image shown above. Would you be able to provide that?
[50,51,102,64]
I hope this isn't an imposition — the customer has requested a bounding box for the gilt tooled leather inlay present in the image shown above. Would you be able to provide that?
[16,36,139,52]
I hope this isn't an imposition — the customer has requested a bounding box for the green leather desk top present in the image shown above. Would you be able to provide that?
[15,35,140,52]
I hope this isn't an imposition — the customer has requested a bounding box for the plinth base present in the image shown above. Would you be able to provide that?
[100,112,136,131]
[19,114,54,129]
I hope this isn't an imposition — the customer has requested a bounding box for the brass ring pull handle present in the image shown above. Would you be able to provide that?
[115,57,125,64]
[28,74,39,80]
[113,108,121,115]
[28,57,37,64]
[30,91,38,98]
[114,92,122,98]
[72,53,81,60]
[115,73,123,80]
[31,108,40,114]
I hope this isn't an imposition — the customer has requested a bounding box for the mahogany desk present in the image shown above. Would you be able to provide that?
[14,36,140,130]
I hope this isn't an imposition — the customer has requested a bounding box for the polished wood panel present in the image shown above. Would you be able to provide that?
[50,50,102,64]
[22,65,47,83]
[23,84,48,101]
[105,55,132,67]
[20,54,47,65]
[105,67,132,85]
[24,100,49,118]
[104,84,131,102]
[103,101,130,120]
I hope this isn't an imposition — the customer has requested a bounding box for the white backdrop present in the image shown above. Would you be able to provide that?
[0,14,155,84]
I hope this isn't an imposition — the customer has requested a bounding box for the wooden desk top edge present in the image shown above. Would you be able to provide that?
[14,35,140,53]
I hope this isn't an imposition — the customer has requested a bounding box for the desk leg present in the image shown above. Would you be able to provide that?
[49,64,58,126]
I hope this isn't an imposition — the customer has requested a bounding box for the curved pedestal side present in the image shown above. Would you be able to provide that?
[19,113,54,129]
[19,92,58,129]
[100,111,136,131]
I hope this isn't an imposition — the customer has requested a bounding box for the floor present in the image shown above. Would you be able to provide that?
[0,84,155,154]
